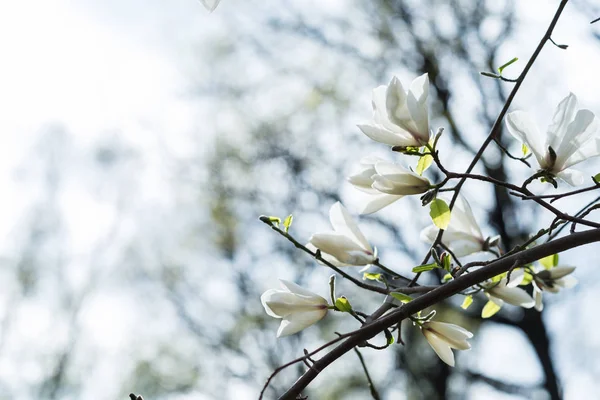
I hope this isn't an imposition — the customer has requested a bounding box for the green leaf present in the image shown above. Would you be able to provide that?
[520,270,534,286]
[283,214,293,233]
[481,300,502,318]
[498,57,518,74]
[363,272,382,281]
[416,154,433,175]
[539,254,558,270]
[522,143,529,156]
[429,199,451,230]
[412,262,438,273]
[390,292,413,303]
[335,296,353,313]
[441,273,453,283]
[490,273,505,283]
[593,173,600,184]
[441,252,451,271]
[384,329,395,345]
[461,295,473,310]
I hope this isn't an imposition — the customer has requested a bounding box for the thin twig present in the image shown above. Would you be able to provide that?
[353,347,381,400]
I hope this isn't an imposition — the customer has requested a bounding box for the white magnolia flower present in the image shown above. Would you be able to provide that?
[309,202,376,266]
[200,0,221,12]
[347,156,431,214]
[506,93,600,186]
[532,266,577,311]
[358,74,430,148]
[261,280,328,337]
[420,320,473,367]
[420,196,486,257]
[483,272,535,316]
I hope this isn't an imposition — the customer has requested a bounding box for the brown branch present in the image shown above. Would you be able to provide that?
[278,227,600,399]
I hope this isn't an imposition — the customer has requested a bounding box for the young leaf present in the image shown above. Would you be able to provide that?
[441,273,453,283]
[481,300,502,318]
[412,262,438,273]
[520,270,534,286]
[335,296,353,313]
[283,214,293,232]
[390,292,412,303]
[429,199,451,230]
[498,57,518,74]
[384,329,395,345]
[522,143,529,156]
[363,272,382,281]
[539,254,558,270]
[441,252,451,271]
[593,173,600,184]
[416,154,433,175]
[461,295,473,310]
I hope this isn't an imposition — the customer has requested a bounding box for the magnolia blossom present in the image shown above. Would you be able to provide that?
[347,156,431,214]
[483,272,535,317]
[420,320,473,367]
[506,93,600,186]
[261,280,328,337]
[358,74,430,147]
[532,266,578,311]
[200,0,221,12]
[420,196,486,257]
[308,202,376,266]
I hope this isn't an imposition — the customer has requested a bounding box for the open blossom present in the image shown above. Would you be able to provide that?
[347,156,431,214]
[200,0,221,11]
[482,271,535,318]
[358,74,430,147]
[506,93,600,186]
[308,202,376,266]
[420,320,473,367]
[261,280,328,337]
[420,196,486,257]
[532,266,577,311]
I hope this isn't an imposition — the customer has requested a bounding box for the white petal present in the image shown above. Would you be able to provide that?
[548,266,576,280]
[488,286,535,308]
[359,193,403,214]
[386,76,409,124]
[445,239,484,257]
[277,309,328,337]
[534,287,544,312]
[406,73,430,142]
[309,232,372,265]
[425,321,473,346]
[556,169,584,186]
[423,330,455,367]
[329,202,372,252]
[358,124,415,147]
[557,275,578,289]
[554,109,598,171]
[261,289,284,318]
[506,111,545,166]
[562,137,600,170]
[546,93,579,151]
[505,271,524,288]
[279,280,326,301]
[200,0,221,11]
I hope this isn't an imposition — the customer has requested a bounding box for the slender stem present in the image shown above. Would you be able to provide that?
[278,228,600,399]
[424,0,570,270]
[260,219,388,294]
[354,348,381,400]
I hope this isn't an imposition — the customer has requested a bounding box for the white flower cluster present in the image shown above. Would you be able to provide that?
[260,75,588,368]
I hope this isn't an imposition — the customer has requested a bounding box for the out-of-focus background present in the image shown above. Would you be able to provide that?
[1,0,600,399]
